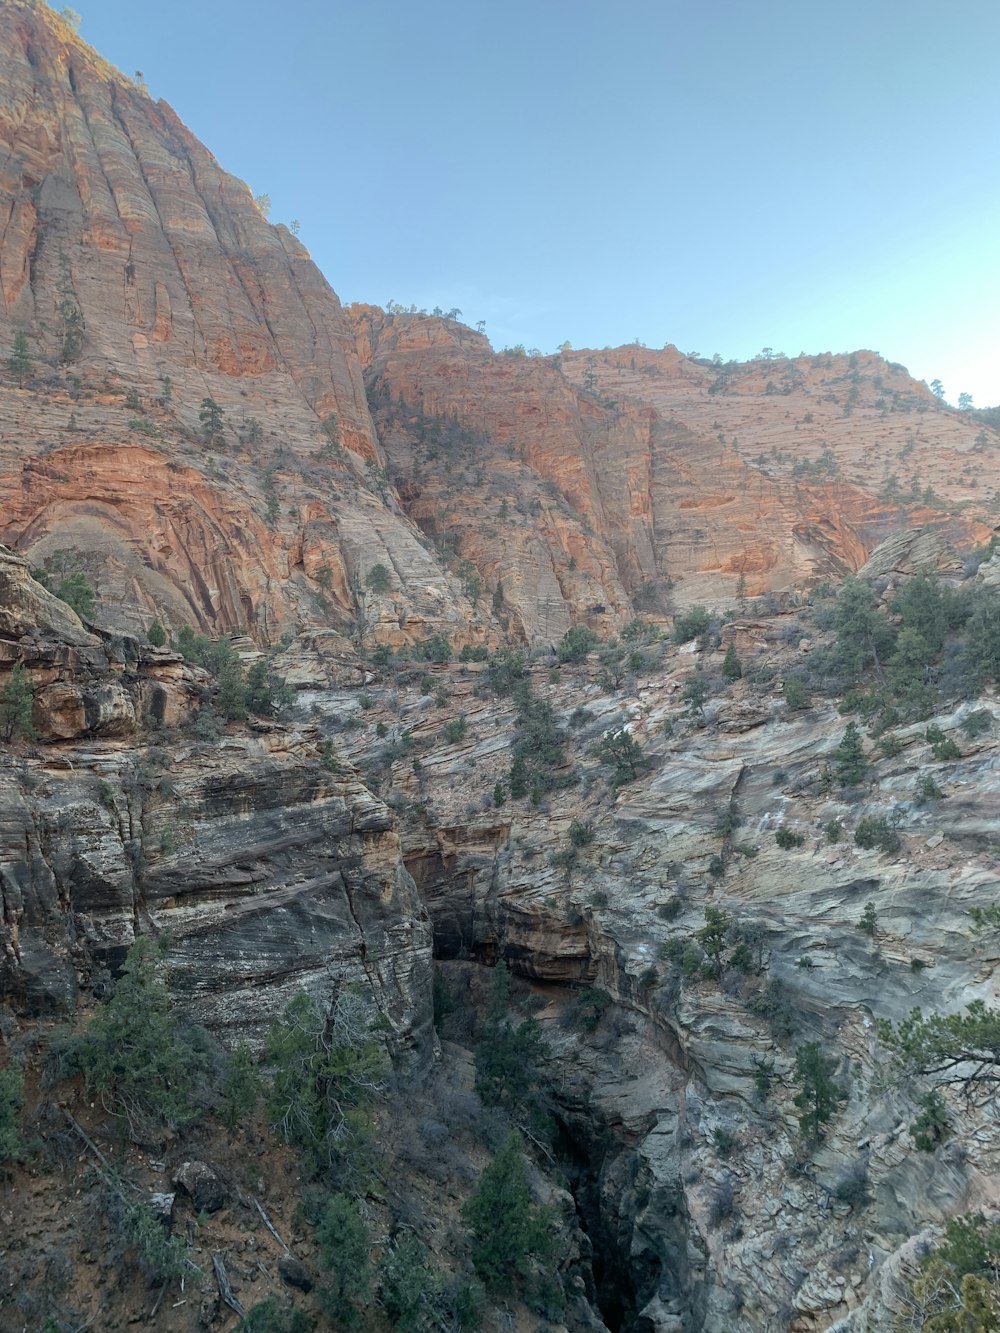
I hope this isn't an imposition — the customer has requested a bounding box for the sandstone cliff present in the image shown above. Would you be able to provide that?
[3,7,1000,1333]
[0,0,477,648]
[350,307,993,635]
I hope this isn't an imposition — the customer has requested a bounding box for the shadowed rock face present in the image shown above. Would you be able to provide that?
[0,543,432,1055]
[1,726,434,1052]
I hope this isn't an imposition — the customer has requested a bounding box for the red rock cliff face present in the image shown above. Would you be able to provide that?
[0,3,993,650]
[0,1,477,646]
[350,309,993,623]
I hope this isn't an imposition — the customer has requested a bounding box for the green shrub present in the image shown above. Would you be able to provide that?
[485,647,527,695]
[120,1198,189,1282]
[238,1300,312,1333]
[74,936,211,1138]
[568,819,594,848]
[0,1064,26,1164]
[775,827,804,849]
[49,568,96,620]
[915,774,943,802]
[378,1234,447,1333]
[416,633,451,664]
[823,820,842,844]
[910,1089,950,1152]
[854,817,901,854]
[925,725,961,761]
[556,624,598,663]
[782,676,810,710]
[672,605,711,644]
[365,563,392,592]
[441,716,467,744]
[459,643,489,662]
[962,709,993,740]
[712,1125,737,1158]
[721,642,742,680]
[147,620,167,647]
[573,988,611,1032]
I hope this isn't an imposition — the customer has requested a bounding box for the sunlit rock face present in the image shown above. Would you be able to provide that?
[0,2,478,649]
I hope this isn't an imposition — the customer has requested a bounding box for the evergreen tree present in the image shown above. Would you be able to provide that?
[833,721,868,786]
[782,676,810,710]
[594,728,647,785]
[829,577,894,684]
[77,936,210,1137]
[721,641,742,681]
[146,620,167,647]
[556,624,598,663]
[216,653,248,720]
[0,663,36,742]
[793,1041,845,1141]
[474,962,550,1133]
[245,660,273,714]
[365,563,392,592]
[315,1193,370,1325]
[199,397,225,445]
[682,676,710,717]
[7,331,32,386]
[462,1130,555,1290]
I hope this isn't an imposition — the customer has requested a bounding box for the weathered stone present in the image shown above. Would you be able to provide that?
[172,1161,226,1214]
[277,1255,315,1292]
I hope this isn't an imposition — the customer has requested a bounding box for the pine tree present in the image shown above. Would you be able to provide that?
[463,1131,555,1290]
[199,397,225,445]
[793,1041,845,1142]
[315,1193,370,1325]
[833,721,868,786]
[0,664,36,742]
[721,641,742,680]
[7,332,32,386]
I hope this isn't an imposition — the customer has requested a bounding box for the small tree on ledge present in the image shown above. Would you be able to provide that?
[365,563,392,593]
[199,397,225,446]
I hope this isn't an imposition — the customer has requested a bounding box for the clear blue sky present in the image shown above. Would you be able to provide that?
[70,0,1000,405]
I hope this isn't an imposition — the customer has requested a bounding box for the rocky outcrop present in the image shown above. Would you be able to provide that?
[1,726,433,1050]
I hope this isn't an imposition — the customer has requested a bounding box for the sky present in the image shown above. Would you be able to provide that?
[68,0,1000,405]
